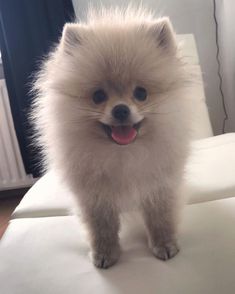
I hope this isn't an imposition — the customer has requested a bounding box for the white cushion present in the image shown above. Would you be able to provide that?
[1,197,235,294]
[12,170,76,219]
[185,133,235,203]
[12,134,235,219]
[177,34,213,139]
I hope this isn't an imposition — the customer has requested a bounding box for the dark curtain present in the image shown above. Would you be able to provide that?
[0,0,75,177]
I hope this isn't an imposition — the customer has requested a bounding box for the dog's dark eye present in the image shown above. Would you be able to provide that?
[133,87,147,101]
[92,89,107,104]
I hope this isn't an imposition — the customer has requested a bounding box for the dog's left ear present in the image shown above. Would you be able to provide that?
[150,17,177,54]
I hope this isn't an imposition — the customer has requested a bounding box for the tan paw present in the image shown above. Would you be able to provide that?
[152,242,179,261]
[92,246,120,269]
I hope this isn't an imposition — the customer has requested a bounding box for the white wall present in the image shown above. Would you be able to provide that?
[216,0,235,133]
[72,0,226,135]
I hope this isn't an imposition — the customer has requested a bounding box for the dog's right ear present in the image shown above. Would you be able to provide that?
[60,23,83,54]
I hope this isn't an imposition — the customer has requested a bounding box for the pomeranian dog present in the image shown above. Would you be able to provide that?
[33,7,193,269]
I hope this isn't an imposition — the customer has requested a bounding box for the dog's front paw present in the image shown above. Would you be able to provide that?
[92,246,120,269]
[152,241,179,261]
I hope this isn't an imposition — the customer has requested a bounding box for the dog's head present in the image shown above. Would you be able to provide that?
[44,9,187,147]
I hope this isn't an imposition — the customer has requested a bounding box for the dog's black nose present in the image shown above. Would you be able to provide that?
[112,104,130,121]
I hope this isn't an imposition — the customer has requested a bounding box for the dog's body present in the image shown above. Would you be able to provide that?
[33,7,193,268]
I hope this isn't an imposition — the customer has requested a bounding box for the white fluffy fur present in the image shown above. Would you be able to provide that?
[32,7,195,267]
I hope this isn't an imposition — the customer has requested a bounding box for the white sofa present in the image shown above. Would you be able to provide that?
[1,35,235,294]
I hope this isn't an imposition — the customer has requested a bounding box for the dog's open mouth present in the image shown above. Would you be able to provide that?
[102,121,142,145]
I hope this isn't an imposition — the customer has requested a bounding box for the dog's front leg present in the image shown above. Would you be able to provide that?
[82,199,120,269]
[141,187,180,261]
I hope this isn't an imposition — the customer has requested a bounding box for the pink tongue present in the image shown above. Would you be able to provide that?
[111,126,137,145]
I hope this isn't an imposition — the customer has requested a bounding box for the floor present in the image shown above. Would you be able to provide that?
[0,197,21,239]
[0,189,28,239]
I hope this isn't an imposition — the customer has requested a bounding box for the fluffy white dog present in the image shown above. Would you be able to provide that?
[33,7,193,269]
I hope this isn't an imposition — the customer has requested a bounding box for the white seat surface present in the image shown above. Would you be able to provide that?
[1,197,235,294]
